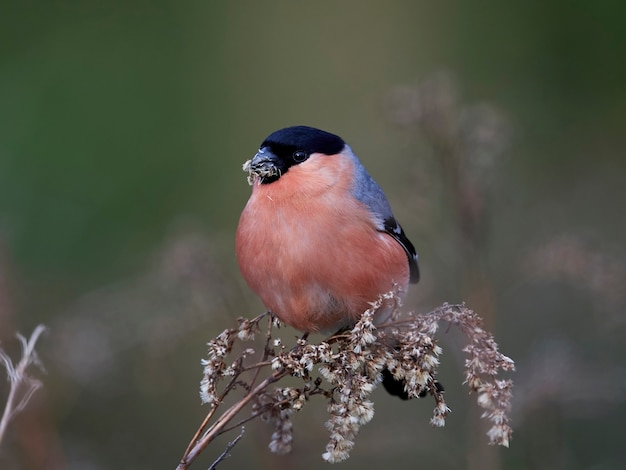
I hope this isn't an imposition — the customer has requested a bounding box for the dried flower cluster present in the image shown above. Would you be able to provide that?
[424,303,516,447]
[177,292,514,469]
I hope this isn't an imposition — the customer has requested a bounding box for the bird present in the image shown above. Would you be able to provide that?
[236,125,421,398]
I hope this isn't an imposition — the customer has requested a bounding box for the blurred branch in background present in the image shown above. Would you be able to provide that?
[0,244,64,470]
[0,324,47,445]
[384,73,510,470]
[514,233,626,469]
[383,72,626,469]
[51,231,234,393]
[523,234,626,329]
[384,73,509,319]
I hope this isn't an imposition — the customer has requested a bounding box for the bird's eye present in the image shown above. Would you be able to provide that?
[292,150,308,162]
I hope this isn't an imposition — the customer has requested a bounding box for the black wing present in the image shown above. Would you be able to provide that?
[383,217,420,283]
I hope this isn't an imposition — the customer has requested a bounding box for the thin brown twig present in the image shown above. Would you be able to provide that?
[240,361,274,371]
[207,427,245,470]
[177,370,287,469]
[180,404,219,462]
[181,361,246,461]
[220,411,265,435]
[246,313,273,392]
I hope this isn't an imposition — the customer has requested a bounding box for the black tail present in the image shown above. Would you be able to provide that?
[381,369,444,400]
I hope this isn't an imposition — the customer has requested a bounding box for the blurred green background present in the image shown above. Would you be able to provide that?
[1,1,625,469]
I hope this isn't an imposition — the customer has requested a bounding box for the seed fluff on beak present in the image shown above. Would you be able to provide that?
[243,147,285,185]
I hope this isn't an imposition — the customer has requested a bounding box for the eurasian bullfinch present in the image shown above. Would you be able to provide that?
[236,126,419,334]
[236,126,422,399]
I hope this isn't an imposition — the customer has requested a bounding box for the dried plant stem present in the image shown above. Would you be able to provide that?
[177,315,293,470]
[0,324,47,446]
[207,427,245,470]
[178,370,286,469]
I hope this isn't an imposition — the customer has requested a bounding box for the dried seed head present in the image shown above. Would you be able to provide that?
[197,294,514,462]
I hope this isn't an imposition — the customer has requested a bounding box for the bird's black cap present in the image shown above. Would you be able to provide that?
[261,126,345,157]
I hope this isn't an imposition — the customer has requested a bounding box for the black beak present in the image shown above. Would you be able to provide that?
[244,148,282,184]
[249,148,280,173]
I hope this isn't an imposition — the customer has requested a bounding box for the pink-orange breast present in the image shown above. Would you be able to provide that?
[235,153,409,332]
